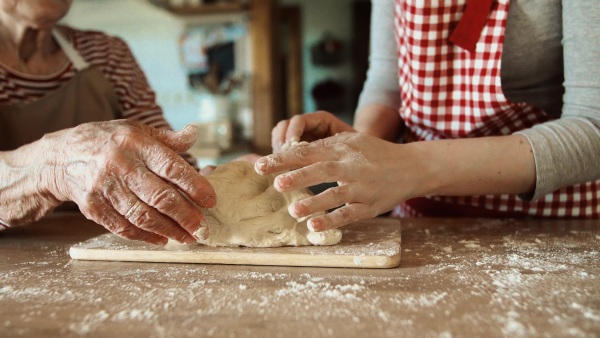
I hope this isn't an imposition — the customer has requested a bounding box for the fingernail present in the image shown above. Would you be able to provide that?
[288,202,307,219]
[276,175,292,190]
[288,204,299,218]
[308,218,323,232]
[180,124,199,138]
[206,195,216,208]
[195,226,209,240]
[200,194,216,208]
[255,158,269,174]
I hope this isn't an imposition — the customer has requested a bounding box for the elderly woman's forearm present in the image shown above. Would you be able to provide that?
[0,140,62,227]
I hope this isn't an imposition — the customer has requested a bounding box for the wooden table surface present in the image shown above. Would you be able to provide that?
[1,213,599,337]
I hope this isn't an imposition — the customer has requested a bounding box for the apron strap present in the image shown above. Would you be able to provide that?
[449,0,495,52]
[52,29,89,71]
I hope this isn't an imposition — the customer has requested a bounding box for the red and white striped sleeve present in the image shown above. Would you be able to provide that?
[0,218,10,231]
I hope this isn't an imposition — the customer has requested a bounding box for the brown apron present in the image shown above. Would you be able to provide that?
[0,29,119,151]
[0,30,120,213]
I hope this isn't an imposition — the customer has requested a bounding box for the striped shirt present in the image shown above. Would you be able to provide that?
[0,25,197,167]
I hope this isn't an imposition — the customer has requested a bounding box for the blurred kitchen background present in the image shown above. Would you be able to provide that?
[63,0,371,165]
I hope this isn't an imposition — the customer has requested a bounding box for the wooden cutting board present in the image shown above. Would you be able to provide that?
[69,218,401,269]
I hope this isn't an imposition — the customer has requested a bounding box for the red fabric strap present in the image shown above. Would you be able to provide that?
[449,0,495,52]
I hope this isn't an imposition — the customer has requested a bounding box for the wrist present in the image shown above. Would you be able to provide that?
[0,138,63,226]
[35,131,70,202]
[403,140,444,198]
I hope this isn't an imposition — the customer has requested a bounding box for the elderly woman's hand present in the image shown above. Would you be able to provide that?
[255,132,425,231]
[271,111,356,153]
[45,120,216,245]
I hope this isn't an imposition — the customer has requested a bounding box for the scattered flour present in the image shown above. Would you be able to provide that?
[3,218,599,337]
[459,239,481,249]
[275,280,365,301]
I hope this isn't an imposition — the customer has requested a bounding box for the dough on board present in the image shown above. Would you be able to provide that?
[193,161,342,247]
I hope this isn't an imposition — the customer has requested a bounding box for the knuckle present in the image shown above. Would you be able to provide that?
[93,171,112,188]
[101,147,119,162]
[312,138,326,148]
[331,186,348,205]
[112,126,136,142]
[292,144,310,158]
[336,207,354,223]
[290,115,303,124]
[148,188,180,213]
[274,120,288,130]
[78,192,103,212]
[334,142,351,152]
[115,123,137,134]
[125,201,147,223]
[81,192,97,206]
[131,165,149,180]
[162,160,188,180]
[134,206,152,223]
[323,111,335,119]
[322,161,338,178]
[81,205,105,225]
[121,166,146,192]
[70,124,90,138]
[270,153,283,166]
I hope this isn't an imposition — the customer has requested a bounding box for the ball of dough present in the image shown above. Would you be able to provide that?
[194,161,342,247]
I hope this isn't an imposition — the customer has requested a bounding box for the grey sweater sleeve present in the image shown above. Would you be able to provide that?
[359,0,600,200]
[356,0,400,111]
[516,0,600,200]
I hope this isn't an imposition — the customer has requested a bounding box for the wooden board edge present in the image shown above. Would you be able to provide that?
[69,247,401,269]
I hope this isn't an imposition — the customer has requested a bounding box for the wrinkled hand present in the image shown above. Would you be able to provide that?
[256,132,425,231]
[271,111,355,152]
[46,120,216,245]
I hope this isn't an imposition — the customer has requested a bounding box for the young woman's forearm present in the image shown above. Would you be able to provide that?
[354,104,402,142]
[413,134,536,198]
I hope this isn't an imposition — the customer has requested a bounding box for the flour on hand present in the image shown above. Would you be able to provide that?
[193,161,342,247]
[280,140,309,152]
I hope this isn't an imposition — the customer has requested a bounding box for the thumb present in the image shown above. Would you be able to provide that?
[147,125,199,153]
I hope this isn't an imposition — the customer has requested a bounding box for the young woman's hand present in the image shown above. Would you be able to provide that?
[271,111,356,153]
[256,132,427,231]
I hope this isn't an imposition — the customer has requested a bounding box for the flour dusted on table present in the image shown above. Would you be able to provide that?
[193,161,342,247]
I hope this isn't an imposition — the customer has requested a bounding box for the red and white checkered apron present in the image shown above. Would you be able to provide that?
[393,0,599,218]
